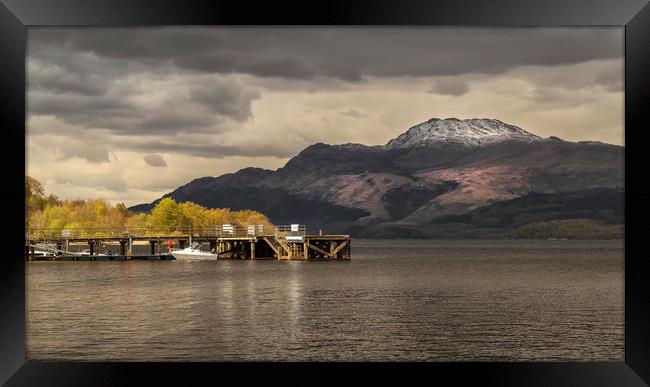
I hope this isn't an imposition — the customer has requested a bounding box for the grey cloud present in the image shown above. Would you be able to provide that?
[134,111,218,132]
[29,27,622,82]
[28,75,260,136]
[56,145,111,164]
[28,64,107,96]
[430,78,470,96]
[143,154,167,167]
[508,58,623,93]
[29,92,134,117]
[189,79,261,121]
[27,46,133,96]
[25,27,623,168]
[178,55,326,80]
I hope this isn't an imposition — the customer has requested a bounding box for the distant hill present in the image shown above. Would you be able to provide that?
[130,118,624,238]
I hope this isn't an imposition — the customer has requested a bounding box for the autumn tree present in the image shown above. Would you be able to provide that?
[25,176,274,235]
[146,198,180,232]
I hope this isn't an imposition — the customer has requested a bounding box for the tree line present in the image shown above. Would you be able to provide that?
[26,176,273,233]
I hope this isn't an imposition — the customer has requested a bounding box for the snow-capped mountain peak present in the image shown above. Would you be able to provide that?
[384,118,541,149]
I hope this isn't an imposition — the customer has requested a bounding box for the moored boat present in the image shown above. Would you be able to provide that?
[171,242,219,261]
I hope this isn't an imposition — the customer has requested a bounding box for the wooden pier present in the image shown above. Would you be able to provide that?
[26,224,351,261]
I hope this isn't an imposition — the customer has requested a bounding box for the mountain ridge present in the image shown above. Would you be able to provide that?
[129,117,624,238]
[384,117,541,149]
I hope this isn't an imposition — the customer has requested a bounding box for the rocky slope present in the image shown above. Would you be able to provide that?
[130,118,624,238]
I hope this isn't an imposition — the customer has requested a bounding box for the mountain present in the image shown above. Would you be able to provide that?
[130,118,624,238]
[385,118,540,148]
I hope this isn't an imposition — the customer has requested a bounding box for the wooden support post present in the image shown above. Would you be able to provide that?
[251,241,255,259]
[307,243,335,259]
[242,241,246,259]
[331,240,349,258]
[89,241,94,256]
[119,240,127,256]
[149,240,156,255]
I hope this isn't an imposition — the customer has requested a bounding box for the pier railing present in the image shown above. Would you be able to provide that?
[274,224,306,237]
[26,224,307,241]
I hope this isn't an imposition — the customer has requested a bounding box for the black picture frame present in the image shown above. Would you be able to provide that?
[1,0,649,385]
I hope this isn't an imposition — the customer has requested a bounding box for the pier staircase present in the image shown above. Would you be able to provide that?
[262,226,305,259]
[263,235,285,258]
[273,226,293,259]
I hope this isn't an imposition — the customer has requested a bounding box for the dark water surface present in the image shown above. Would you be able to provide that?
[26,239,624,361]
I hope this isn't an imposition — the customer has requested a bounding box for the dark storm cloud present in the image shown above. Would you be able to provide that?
[28,65,106,96]
[29,92,133,117]
[26,27,623,165]
[28,75,260,136]
[29,27,622,81]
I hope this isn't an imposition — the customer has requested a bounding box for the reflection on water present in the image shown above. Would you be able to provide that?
[26,239,624,361]
[287,261,302,340]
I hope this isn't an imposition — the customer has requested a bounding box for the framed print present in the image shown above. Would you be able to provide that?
[1,0,649,385]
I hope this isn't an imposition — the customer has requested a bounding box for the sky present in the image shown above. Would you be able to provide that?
[26,27,624,206]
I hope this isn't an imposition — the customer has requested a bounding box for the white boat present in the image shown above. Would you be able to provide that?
[171,242,219,261]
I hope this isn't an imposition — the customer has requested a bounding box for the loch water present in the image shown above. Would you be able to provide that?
[26,239,624,361]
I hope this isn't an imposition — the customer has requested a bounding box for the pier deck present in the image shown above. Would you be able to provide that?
[26,225,351,261]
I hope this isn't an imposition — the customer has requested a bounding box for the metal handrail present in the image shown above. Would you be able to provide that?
[275,224,306,236]
[26,224,275,239]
